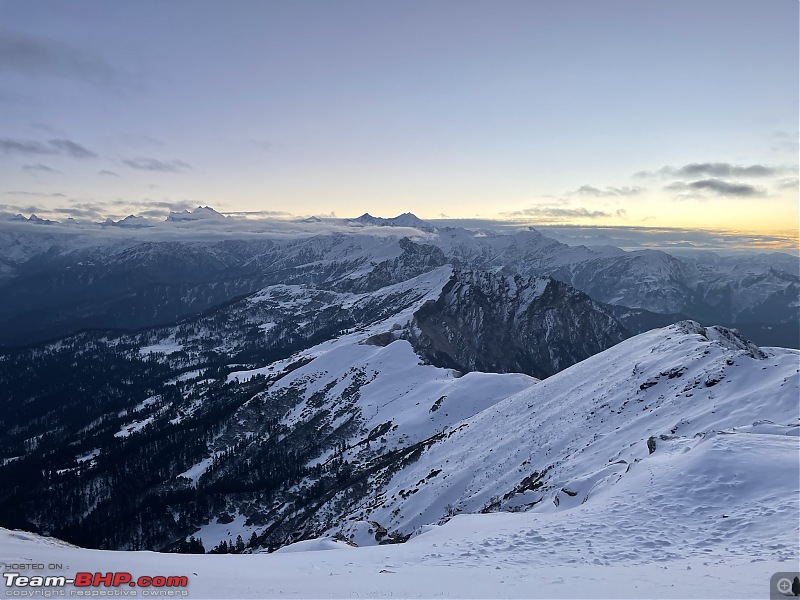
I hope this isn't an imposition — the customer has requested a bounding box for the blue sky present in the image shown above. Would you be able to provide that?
[0,1,797,243]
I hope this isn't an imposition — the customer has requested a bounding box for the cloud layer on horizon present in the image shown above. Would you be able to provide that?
[0,207,795,254]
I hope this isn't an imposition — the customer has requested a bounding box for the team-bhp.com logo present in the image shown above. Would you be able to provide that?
[3,571,189,597]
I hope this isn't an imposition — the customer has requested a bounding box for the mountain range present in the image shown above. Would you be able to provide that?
[0,210,797,347]
[0,212,797,560]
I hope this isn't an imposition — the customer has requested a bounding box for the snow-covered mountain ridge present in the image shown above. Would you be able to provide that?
[0,321,796,598]
[2,294,795,558]
[0,212,796,346]
[0,210,797,566]
[0,263,629,550]
[343,321,798,541]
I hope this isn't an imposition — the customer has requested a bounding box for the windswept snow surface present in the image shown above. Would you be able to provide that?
[0,514,795,599]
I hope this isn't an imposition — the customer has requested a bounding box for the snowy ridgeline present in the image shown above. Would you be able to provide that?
[186,320,799,552]
[1,321,797,598]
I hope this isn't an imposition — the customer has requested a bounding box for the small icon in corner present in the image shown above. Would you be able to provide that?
[771,572,800,598]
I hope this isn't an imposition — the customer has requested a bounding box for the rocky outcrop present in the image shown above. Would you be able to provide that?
[405,269,630,379]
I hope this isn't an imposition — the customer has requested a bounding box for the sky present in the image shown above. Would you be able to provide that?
[0,0,797,247]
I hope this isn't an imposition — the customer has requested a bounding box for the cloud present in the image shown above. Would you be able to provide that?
[776,177,799,190]
[672,192,708,202]
[3,190,66,198]
[572,185,645,197]
[0,207,794,253]
[665,179,763,197]
[224,210,293,218]
[49,139,97,158]
[0,198,201,222]
[0,137,97,158]
[138,208,177,218]
[0,203,42,214]
[0,28,116,85]
[0,138,51,155]
[48,205,107,219]
[637,162,781,179]
[615,209,628,218]
[122,157,191,172]
[504,206,611,221]
[22,163,58,173]
[98,170,120,177]
[533,224,799,252]
[677,163,774,178]
[122,199,197,212]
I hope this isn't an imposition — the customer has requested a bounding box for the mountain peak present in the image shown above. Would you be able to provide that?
[165,206,226,222]
[27,213,56,225]
[351,212,434,231]
[108,215,153,229]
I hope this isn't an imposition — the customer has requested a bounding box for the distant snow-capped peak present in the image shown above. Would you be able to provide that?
[165,206,227,222]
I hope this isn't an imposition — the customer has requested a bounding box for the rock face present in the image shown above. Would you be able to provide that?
[406,269,629,378]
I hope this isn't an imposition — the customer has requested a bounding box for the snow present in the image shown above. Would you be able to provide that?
[127,395,160,414]
[177,453,224,486]
[4,415,796,596]
[212,313,799,557]
[114,416,155,438]
[358,322,799,535]
[277,339,536,451]
[139,342,183,355]
[75,448,100,463]
[169,398,204,425]
[228,266,455,385]
[166,206,228,222]
[191,514,258,553]
[212,319,798,584]
[169,369,205,383]
[227,363,277,383]
[0,322,797,598]
[0,517,794,598]
[272,538,353,553]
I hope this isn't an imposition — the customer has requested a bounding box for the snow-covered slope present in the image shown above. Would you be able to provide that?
[347,321,799,542]
[0,322,796,597]
[1,400,797,600]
